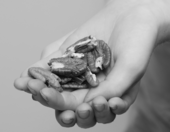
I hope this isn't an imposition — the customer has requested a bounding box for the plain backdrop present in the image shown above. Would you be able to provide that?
[0,0,129,131]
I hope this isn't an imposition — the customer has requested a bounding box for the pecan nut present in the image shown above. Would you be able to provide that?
[95,40,111,69]
[28,67,63,92]
[85,67,99,87]
[28,36,112,92]
[72,74,86,84]
[63,36,97,57]
[61,82,87,89]
[48,57,87,77]
[86,51,100,73]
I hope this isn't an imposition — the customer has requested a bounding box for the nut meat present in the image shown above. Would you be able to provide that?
[48,57,87,77]
[28,67,63,92]
[28,36,111,92]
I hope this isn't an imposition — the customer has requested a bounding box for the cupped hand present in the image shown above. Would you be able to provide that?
[14,0,170,128]
[14,31,90,110]
[55,0,170,128]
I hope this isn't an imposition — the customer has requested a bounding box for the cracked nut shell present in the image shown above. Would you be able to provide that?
[61,82,87,89]
[28,67,63,92]
[85,68,99,87]
[49,57,87,77]
[95,40,111,69]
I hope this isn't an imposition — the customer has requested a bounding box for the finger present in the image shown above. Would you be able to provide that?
[15,49,63,96]
[92,96,115,124]
[84,21,157,102]
[14,76,32,92]
[109,97,128,115]
[14,50,62,93]
[21,49,63,77]
[40,88,88,110]
[76,103,96,128]
[27,79,49,106]
[55,110,76,128]
[28,78,89,110]
[109,83,139,114]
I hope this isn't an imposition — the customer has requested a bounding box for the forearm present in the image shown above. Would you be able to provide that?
[105,0,170,45]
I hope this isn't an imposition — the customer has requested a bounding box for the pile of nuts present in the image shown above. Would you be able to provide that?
[28,36,111,92]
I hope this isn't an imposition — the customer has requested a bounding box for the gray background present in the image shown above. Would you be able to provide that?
[0,0,129,131]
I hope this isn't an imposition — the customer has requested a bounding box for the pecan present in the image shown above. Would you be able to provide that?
[58,77,72,84]
[72,74,86,84]
[28,67,63,92]
[48,57,87,77]
[86,51,100,73]
[63,36,97,57]
[42,36,112,91]
[95,40,111,69]
[61,82,87,89]
[85,67,99,87]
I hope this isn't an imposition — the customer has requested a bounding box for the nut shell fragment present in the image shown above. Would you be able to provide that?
[64,36,97,57]
[49,57,87,77]
[95,40,111,69]
[61,82,87,89]
[85,68,99,87]
[43,36,112,91]
[72,74,86,84]
[87,51,99,73]
[58,77,72,84]
[28,67,62,92]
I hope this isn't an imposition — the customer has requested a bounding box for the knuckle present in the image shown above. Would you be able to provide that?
[109,97,120,104]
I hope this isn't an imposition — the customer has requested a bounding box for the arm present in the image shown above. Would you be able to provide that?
[14,0,170,128]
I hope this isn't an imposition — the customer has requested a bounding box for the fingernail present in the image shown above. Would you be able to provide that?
[40,91,48,102]
[28,88,37,96]
[94,104,105,112]
[77,110,90,119]
[62,118,74,124]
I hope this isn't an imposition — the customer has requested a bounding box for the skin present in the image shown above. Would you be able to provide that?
[14,0,170,129]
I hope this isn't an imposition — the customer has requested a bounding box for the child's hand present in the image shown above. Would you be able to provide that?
[14,0,170,128]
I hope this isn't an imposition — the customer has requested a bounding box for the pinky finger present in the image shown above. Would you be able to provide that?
[108,97,128,114]
[109,83,139,114]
